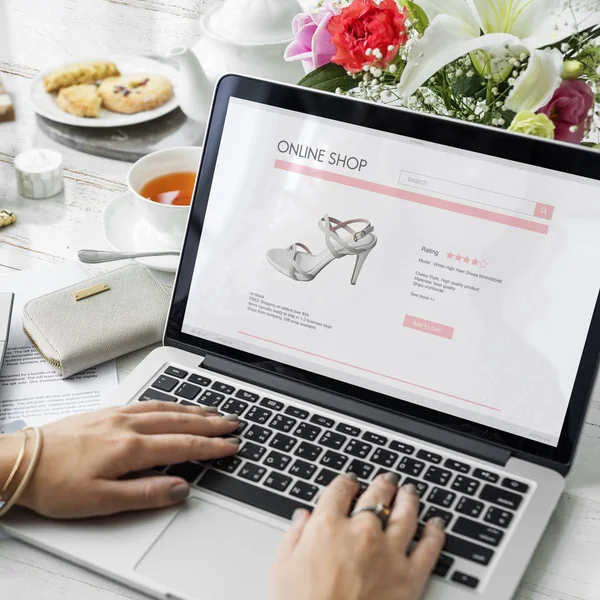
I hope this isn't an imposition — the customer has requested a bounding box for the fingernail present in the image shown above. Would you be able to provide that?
[225,436,241,445]
[429,517,446,530]
[345,472,358,481]
[169,483,190,502]
[384,472,400,486]
[223,413,239,422]
[291,508,306,524]
[203,406,219,413]
[402,483,418,496]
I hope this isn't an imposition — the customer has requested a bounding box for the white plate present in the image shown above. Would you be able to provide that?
[31,55,180,128]
[103,192,181,273]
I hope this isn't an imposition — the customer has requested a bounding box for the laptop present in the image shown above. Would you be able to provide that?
[4,75,600,600]
[0,292,13,372]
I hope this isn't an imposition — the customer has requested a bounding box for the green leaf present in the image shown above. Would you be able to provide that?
[452,75,486,98]
[298,63,357,92]
[404,1,429,35]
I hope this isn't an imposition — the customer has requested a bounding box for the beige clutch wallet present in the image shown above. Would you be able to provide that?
[22,264,171,378]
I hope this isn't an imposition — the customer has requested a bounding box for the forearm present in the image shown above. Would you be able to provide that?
[0,432,32,508]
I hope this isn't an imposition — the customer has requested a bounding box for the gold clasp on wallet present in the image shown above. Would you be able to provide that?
[72,283,110,301]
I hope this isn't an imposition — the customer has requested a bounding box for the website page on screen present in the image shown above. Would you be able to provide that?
[182,97,600,446]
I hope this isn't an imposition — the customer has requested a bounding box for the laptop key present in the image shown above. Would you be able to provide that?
[238,463,267,483]
[453,517,504,547]
[320,450,349,471]
[179,400,198,407]
[264,472,292,493]
[346,439,372,459]
[310,414,334,428]
[271,414,297,433]
[473,468,499,483]
[451,475,480,495]
[139,388,176,403]
[347,459,374,480]
[336,423,360,437]
[245,425,272,444]
[480,484,523,510]
[290,481,319,502]
[372,448,398,468]
[234,420,248,435]
[484,506,514,529]
[456,497,484,519]
[315,468,338,487]
[320,431,347,450]
[424,466,452,486]
[239,442,266,462]
[403,478,428,497]
[235,389,259,403]
[246,406,273,424]
[198,390,225,407]
[433,554,454,577]
[164,366,188,379]
[221,399,249,416]
[290,459,317,480]
[424,506,453,528]
[389,441,415,455]
[260,398,284,411]
[285,406,309,420]
[152,375,179,393]
[416,450,443,464]
[199,470,311,518]
[443,534,494,565]
[397,457,425,477]
[451,572,479,589]
[212,381,235,395]
[188,374,211,387]
[264,451,292,471]
[270,433,297,453]
[213,456,242,474]
[166,462,204,483]
[363,432,387,446]
[428,487,456,508]
[174,382,202,400]
[295,442,323,461]
[502,477,529,494]
[295,422,322,442]
[445,459,470,474]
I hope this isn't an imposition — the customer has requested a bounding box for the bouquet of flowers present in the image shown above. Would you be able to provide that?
[284,0,600,146]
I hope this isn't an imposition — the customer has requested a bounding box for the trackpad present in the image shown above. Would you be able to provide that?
[135,497,284,600]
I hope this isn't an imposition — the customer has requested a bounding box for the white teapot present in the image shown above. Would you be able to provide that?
[167,0,305,123]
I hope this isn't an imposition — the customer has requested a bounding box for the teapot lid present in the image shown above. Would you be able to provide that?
[202,0,301,45]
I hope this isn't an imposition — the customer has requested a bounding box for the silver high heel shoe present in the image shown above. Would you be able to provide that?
[266,215,377,285]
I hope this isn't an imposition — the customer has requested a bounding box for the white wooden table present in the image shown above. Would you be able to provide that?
[1,1,600,598]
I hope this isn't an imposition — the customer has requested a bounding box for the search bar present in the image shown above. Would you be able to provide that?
[398,171,554,220]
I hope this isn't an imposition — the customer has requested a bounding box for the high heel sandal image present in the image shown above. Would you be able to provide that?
[266,215,377,285]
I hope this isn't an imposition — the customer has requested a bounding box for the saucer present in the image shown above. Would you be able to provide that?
[103,192,181,273]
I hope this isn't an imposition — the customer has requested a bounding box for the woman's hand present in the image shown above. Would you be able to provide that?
[272,473,445,600]
[8,401,239,519]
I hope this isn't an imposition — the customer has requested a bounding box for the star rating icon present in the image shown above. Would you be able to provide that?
[445,251,488,268]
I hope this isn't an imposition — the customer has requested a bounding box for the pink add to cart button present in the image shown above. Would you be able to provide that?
[534,203,554,220]
[403,315,454,340]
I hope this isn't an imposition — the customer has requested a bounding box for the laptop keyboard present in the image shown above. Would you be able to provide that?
[140,365,533,591]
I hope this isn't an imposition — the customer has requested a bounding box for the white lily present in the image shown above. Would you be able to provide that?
[398,0,600,112]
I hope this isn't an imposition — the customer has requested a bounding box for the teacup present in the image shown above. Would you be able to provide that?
[127,146,202,249]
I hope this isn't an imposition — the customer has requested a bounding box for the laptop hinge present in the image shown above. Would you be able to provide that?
[202,354,511,467]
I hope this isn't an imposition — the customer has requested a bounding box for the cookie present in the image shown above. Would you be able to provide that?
[0,77,15,122]
[98,74,173,114]
[43,62,120,93]
[57,84,101,118]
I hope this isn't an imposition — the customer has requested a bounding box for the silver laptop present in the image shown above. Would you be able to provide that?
[0,292,13,373]
[4,75,600,600]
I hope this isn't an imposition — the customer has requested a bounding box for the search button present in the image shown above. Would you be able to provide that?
[534,203,554,220]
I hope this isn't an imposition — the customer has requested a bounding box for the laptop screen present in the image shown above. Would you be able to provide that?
[181,96,600,448]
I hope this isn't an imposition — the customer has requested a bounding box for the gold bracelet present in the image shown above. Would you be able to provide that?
[0,429,28,497]
[0,427,44,518]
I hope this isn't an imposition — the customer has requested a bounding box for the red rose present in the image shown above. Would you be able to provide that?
[537,80,595,144]
[327,0,407,74]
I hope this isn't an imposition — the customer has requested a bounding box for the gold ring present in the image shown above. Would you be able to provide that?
[350,502,391,530]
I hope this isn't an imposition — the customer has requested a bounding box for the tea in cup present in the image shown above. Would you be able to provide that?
[127,146,202,248]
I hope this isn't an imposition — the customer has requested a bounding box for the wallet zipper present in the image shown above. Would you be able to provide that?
[23,327,62,370]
